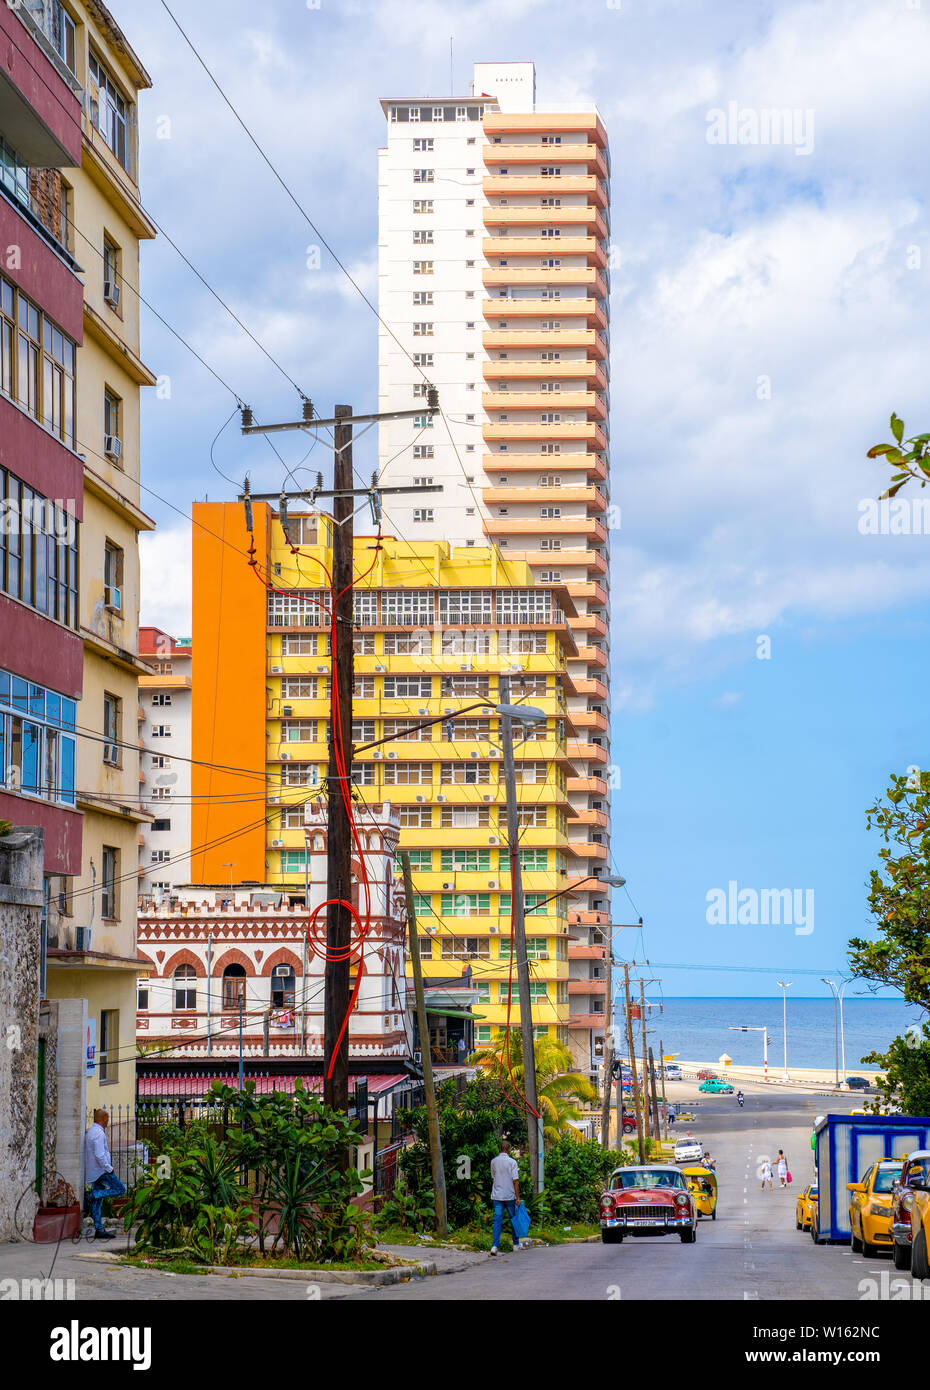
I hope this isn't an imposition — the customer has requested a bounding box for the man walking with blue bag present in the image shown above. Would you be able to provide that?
[490,1138,526,1254]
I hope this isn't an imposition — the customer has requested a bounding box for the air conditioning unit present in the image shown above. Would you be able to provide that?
[470,751,479,759]
[387,751,398,759]
[442,881,453,890]
[104,585,122,611]
[418,708,429,715]
[104,435,122,460]
[436,794,446,802]
[444,707,455,714]
[271,838,284,847]
[489,836,500,845]
[372,751,382,760]
[268,796,281,804]
[103,280,120,308]
[317,666,327,673]
[281,752,291,760]
[459,664,472,672]
[483,795,492,802]
[538,952,550,961]
[375,664,386,671]
[415,795,426,803]
[282,705,293,716]
[489,925,499,934]
[488,879,499,889]
[271,665,283,673]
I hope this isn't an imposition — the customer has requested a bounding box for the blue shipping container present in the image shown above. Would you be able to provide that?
[814,1113,930,1242]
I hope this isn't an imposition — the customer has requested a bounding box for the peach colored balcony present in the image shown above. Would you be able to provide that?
[482,267,608,299]
[483,143,608,175]
[482,327,608,355]
[483,422,608,451]
[567,735,609,761]
[483,454,608,482]
[483,174,608,207]
[484,299,607,330]
[484,205,610,239]
[567,1012,606,1029]
[484,516,606,542]
[567,775,607,795]
[575,643,608,667]
[567,842,609,862]
[483,361,608,389]
[482,485,605,508]
[568,942,607,961]
[482,391,605,420]
[517,548,606,572]
[568,710,609,734]
[568,978,607,994]
[568,613,609,638]
[483,236,606,268]
[570,676,608,698]
[565,581,608,604]
[571,808,610,827]
[483,110,609,149]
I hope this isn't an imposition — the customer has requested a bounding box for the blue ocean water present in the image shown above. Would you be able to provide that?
[629,997,927,1072]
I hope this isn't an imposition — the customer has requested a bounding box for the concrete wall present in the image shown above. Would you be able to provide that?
[0,827,44,1242]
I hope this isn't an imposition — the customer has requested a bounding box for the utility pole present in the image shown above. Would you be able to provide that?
[648,1045,661,1140]
[659,1037,669,1141]
[323,405,354,1121]
[499,674,542,1193]
[639,978,650,1142]
[599,921,613,1148]
[262,1007,271,1058]
[238,994,244,1092]
[400,852,448,1236]
[623,965,644,1163]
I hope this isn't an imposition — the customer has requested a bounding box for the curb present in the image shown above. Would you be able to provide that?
[74,1251,437,1285]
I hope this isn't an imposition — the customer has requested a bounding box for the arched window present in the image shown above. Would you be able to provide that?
[271,964,295,1009]
[222,963,246,1009]
[174,964,197,1010]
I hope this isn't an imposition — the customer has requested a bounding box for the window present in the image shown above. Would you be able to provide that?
[281,634,325,656]
[149,848,170,863]
[102,692,120,765]
[398,848,433,872]
[98,1009,119,1083]
[137,976,149,1011]
[412,138,434,151]
[447,717,491,740]
[517,805,548,828]
[282,721,318,742]
[383,761,432,785]
[351,719,376,743]
[350,763,376,786]
[101,847,118,920]
[102,237,121,307]
[104,540,123,610]
[271,964,296,1009]
[412,260,433,275]
[440,848,491,873]
[152,818,171,832]
[151,692,172,706]
[412,353,433,367]
[475,1025,491,1044]
[151,724,172,738]
[440,762,491,784]
[0,465,79,626]
[280,849,309,873]
[500,937,550,958]
[412,230,434,244]
[383,675,432,699]
[412,444,434,458]
[413,291,433,306]
[541,507,561,518]
[382,716,431,741]
[103,389,122,458]
[400,805,432,827]
[281,676,322,698]
[441,935,489,959]
[440,674,489,697]
[412,322,433,336]
[221,964,246,1010]
[413,169,434,183]
[88,52,131,170]
[280,763,320,786]
[500,981,548,1002]
[0,275,75,446]
[382,632,430,656]
[441,805,490,828]
[520,848,549,871]
[353,675,374,698]
[352,635,375,656]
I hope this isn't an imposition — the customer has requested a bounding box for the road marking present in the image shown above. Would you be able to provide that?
[744,1291,759,1300]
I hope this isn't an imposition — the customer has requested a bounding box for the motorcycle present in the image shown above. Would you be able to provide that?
[737,1092,745,1107]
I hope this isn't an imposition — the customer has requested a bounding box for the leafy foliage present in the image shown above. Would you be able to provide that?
[866,413,930,499]
[468,1030,598,1142]
[373,1170,436,1234]
[862,1023,930,1118]
[125,1081,369,1264]
[531,1137,632,1225]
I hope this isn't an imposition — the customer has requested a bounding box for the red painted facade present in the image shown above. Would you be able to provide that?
[0,400,84,518]
[0,4,83,165]
[0,591,82,696]
[0,197,84,340]
[0,789,81,876]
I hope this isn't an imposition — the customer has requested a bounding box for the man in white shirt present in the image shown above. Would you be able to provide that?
[83,1110,126,1239]
[489,1138,523,1254]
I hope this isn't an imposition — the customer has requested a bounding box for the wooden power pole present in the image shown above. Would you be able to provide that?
[623,964,645,1163]
[639,978,650,1143]
[599,922,613,1148]
[400,852,448,1236]
[323,405,354,1122]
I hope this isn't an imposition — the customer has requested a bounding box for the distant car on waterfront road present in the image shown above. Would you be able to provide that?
[844,1076,872,1090]
[699,1079,734,1094]
[696,1069,718,1081]
[663,1063,683,1081]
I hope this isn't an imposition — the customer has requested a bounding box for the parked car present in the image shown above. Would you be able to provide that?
[699,1079,734,1094]
[796,1179,818,1231]
[663,1064,683,1081]
[600,1165,697,1244]
[848,1159,901,1257]
[844,1076,872,1091]
[673,1136,704,1164]
[696,1069,718,1081]
[892,1150,930,1274]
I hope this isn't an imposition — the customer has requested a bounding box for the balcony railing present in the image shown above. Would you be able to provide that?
[17,0,82,95]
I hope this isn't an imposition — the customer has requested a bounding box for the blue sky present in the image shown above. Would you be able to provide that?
[118,0,930,999]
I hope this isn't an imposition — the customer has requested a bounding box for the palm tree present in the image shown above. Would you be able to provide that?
[469,1029,597,1143]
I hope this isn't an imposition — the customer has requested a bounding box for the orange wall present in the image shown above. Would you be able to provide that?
[191,502,268,883]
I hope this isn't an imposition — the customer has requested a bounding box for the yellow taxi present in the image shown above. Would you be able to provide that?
[796,1178,818,1231]
[847,1159,900,1257]
[893,1152,930,1279]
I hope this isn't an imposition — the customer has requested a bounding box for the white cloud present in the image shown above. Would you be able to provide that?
[139,524,192,637]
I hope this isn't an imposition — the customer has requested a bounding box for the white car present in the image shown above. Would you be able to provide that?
[664,1064,683,1081]
[674,1137,704,1164]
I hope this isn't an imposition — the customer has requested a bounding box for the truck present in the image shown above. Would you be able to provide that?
[811,1112,930,1244]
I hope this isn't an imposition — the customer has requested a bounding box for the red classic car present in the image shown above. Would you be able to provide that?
[696,1069,718,1081]
[891,1150,930,1272]
[599,1165,698,1245]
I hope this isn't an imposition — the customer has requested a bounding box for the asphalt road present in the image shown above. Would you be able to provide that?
[341,1080,926,1302]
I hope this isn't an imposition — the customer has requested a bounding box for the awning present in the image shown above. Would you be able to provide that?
[136,1072,409,1099]
[425,1007,484,1020]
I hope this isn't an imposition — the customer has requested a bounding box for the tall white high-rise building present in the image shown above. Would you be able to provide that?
[378,61,612,1077]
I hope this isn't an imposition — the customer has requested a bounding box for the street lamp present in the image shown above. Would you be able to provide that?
[822,978,853,1087]
[729,1025,770,1082]
[776,981,792,1082]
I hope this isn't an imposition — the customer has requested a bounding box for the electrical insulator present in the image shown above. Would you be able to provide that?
[279,492,289,535]
[427,386,439,411]
[301,397,314,422]
[243,478,253,532]
[240,405,253,429]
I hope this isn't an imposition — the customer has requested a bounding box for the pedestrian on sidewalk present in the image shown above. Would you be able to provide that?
[776,1150,789,1188]
[489,1138,523,1255]
[83,1109,126,1239]
[760,1158,773,1190]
